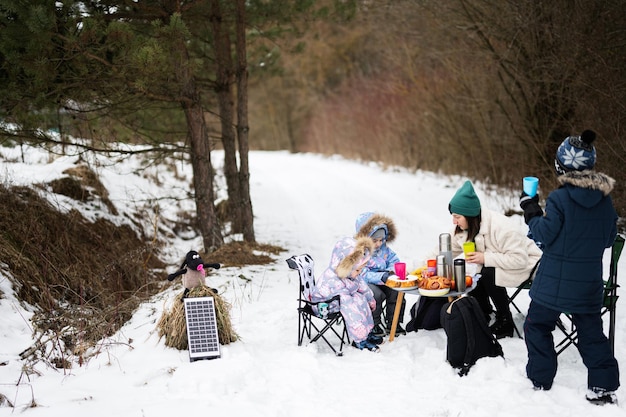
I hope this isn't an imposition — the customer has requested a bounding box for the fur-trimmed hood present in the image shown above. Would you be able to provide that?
[354,212,397,243]
[329,236,375,279]
[556,170,615,211]
[557,170,615,196]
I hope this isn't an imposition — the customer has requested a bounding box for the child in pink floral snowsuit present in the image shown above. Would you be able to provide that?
[311,236,380,351]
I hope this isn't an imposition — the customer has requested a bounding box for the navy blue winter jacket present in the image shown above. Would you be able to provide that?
[527,170,618,314]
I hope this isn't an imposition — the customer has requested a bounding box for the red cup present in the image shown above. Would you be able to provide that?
[394,262,407,280]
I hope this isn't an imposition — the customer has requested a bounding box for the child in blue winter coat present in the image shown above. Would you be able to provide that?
[520,130,620,405]
[311,236,382,351]
[354,212,406,337]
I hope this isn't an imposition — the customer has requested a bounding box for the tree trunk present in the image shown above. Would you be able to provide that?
[235,0,255,243]
[210,0,244,235]
[184,102,223,252]
[173,33,223,252]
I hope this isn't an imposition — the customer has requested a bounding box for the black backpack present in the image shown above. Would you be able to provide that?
[440,296,504,376]
[406,296,447,332]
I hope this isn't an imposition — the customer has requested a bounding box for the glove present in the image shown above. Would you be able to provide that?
[381,271,391,283]
[167,269,187,281]
[203,263,221,270]
[520,192,542,224]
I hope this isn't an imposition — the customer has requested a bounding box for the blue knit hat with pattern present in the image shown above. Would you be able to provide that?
[555,130,597,175]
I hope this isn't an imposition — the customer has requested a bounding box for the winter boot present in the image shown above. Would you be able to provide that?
[367,332,384,345]
[586,388,618,405]
[352,340,381,352]
[489,313,514,339]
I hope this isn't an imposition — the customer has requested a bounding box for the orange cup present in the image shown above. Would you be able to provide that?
[426,259,437,276]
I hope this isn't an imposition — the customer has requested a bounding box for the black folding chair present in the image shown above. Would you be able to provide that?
[507,261,540,338]
[286,254,350,356]
[554,235,624,355]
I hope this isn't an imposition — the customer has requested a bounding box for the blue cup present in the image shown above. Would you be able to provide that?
[523,176,539,197]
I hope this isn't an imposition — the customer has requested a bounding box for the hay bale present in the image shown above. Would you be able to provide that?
[157,286,239,350]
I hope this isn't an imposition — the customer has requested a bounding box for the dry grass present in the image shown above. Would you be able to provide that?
[156,286,239,350]
[0,180,164,368]
[209,240,283,267]
[51,165,118,215]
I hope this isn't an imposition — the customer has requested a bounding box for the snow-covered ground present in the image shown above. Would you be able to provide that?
[1,145,624,416]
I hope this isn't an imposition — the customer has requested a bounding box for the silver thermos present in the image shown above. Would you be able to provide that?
[439,233,453,279]
[436,254,447,277]
[454,258,466,292]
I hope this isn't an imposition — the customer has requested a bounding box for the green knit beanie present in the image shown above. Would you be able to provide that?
[449,180,481,217]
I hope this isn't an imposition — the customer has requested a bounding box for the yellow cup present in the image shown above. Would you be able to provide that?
[463,242,476,256]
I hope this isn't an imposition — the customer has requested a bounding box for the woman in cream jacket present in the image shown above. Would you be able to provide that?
[446,180,542,339]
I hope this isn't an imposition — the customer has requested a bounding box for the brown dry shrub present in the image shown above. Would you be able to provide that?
[48,176,91,202]
[0,182,164,367]
[61,165,118,214]
[63,166,107,197]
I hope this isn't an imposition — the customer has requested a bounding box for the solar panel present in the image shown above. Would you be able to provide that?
[183,296,221,361]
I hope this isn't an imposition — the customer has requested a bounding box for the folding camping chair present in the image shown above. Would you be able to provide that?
[554,234,624,355]
[286,254,350,356]
[507,261,540,338]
